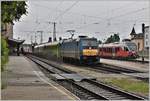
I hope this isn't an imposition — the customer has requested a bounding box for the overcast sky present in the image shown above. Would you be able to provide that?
[13,0,149,44]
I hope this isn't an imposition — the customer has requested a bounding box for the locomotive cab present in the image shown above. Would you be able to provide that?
[81,38,99,63]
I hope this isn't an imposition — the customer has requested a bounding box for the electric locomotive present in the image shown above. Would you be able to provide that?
[60,36,99,64]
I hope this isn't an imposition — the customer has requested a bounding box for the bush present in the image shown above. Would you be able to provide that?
[1,37,9,71]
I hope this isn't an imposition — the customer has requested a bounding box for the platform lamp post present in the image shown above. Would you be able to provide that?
[37,31,43,44]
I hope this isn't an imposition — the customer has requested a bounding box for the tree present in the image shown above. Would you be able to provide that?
[1,38,9,71]
[105,33,120,43]
[1,1,28,71]
[98,40,102,44]
[1,1,27,23]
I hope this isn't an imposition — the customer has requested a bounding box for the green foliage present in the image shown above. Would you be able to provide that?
[1,1,28,71]
[98,40,102,44]
[1,37,9,71]
[1,1,27,23]
[105,34,120,43]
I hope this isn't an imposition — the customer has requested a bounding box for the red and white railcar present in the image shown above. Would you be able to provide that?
[98,41,138,59]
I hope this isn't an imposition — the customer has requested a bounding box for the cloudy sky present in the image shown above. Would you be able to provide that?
[13,0,149,44]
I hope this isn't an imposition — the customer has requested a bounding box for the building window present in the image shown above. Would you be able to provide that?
[138,42,140,51]
[146,41,148,45]
[146,34,148,39]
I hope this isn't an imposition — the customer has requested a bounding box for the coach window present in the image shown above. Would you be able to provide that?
[107,48,108,52]
[104,48,106,52]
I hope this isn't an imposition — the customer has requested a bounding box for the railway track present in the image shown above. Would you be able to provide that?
[94,63,143,73]
[66,61,148,82]
[95,63,149,82]
[26,55,147,100]
[101,57,149,64]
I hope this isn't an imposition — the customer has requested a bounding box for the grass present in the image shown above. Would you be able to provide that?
[103,78,149,96]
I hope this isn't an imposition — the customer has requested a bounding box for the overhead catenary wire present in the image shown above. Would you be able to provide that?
[54,0,79,21]
[76,7,149,30]
[17,1,149,43]
[31,1,139,22]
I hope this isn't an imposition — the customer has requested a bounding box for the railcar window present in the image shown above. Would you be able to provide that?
[124,47,129,51]
[110,48,112,53]
[126,42,137,51]
[115,47,119,52]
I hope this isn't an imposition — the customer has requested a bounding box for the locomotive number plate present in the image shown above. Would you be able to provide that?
[83,49,98,56]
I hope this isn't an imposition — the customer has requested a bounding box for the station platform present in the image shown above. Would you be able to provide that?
[100,58,149,72]
[1,56,78,100]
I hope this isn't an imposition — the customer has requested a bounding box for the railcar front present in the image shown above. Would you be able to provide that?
[124,42,139,58]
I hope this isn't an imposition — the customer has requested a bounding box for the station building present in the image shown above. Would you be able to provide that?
[1,22,25,55]
[130,23,149,52]
[130,23,149,58]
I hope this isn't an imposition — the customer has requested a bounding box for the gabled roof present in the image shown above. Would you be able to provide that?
[130,27,136,35]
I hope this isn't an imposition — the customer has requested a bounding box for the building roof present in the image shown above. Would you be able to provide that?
[7,38,25,47]
[131,33,144,40]
[130,27,136,35]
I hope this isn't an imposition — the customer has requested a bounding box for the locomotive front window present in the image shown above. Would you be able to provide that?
[82,39,98,49]
[82,40,98,46]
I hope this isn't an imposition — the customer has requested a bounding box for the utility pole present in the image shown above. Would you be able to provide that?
[34,32,37,44]
[48,22,57,42]
[37,31,43,44]
[53,22,57,42]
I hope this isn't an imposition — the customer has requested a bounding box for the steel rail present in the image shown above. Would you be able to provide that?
[26,55,147,100]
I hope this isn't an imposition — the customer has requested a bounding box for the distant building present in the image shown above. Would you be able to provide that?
[144,26,149,50]
[130,23,149,52]
[130,27,144,51]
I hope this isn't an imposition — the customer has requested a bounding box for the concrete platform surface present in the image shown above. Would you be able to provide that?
[1,56,78,100]
[100,58,149,72]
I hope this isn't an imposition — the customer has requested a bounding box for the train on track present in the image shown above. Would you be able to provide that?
[28,36,139,64]
[33,36,99,64]
[98,41,138,59]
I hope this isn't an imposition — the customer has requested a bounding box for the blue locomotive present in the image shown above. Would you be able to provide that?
[60,36,99,64]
